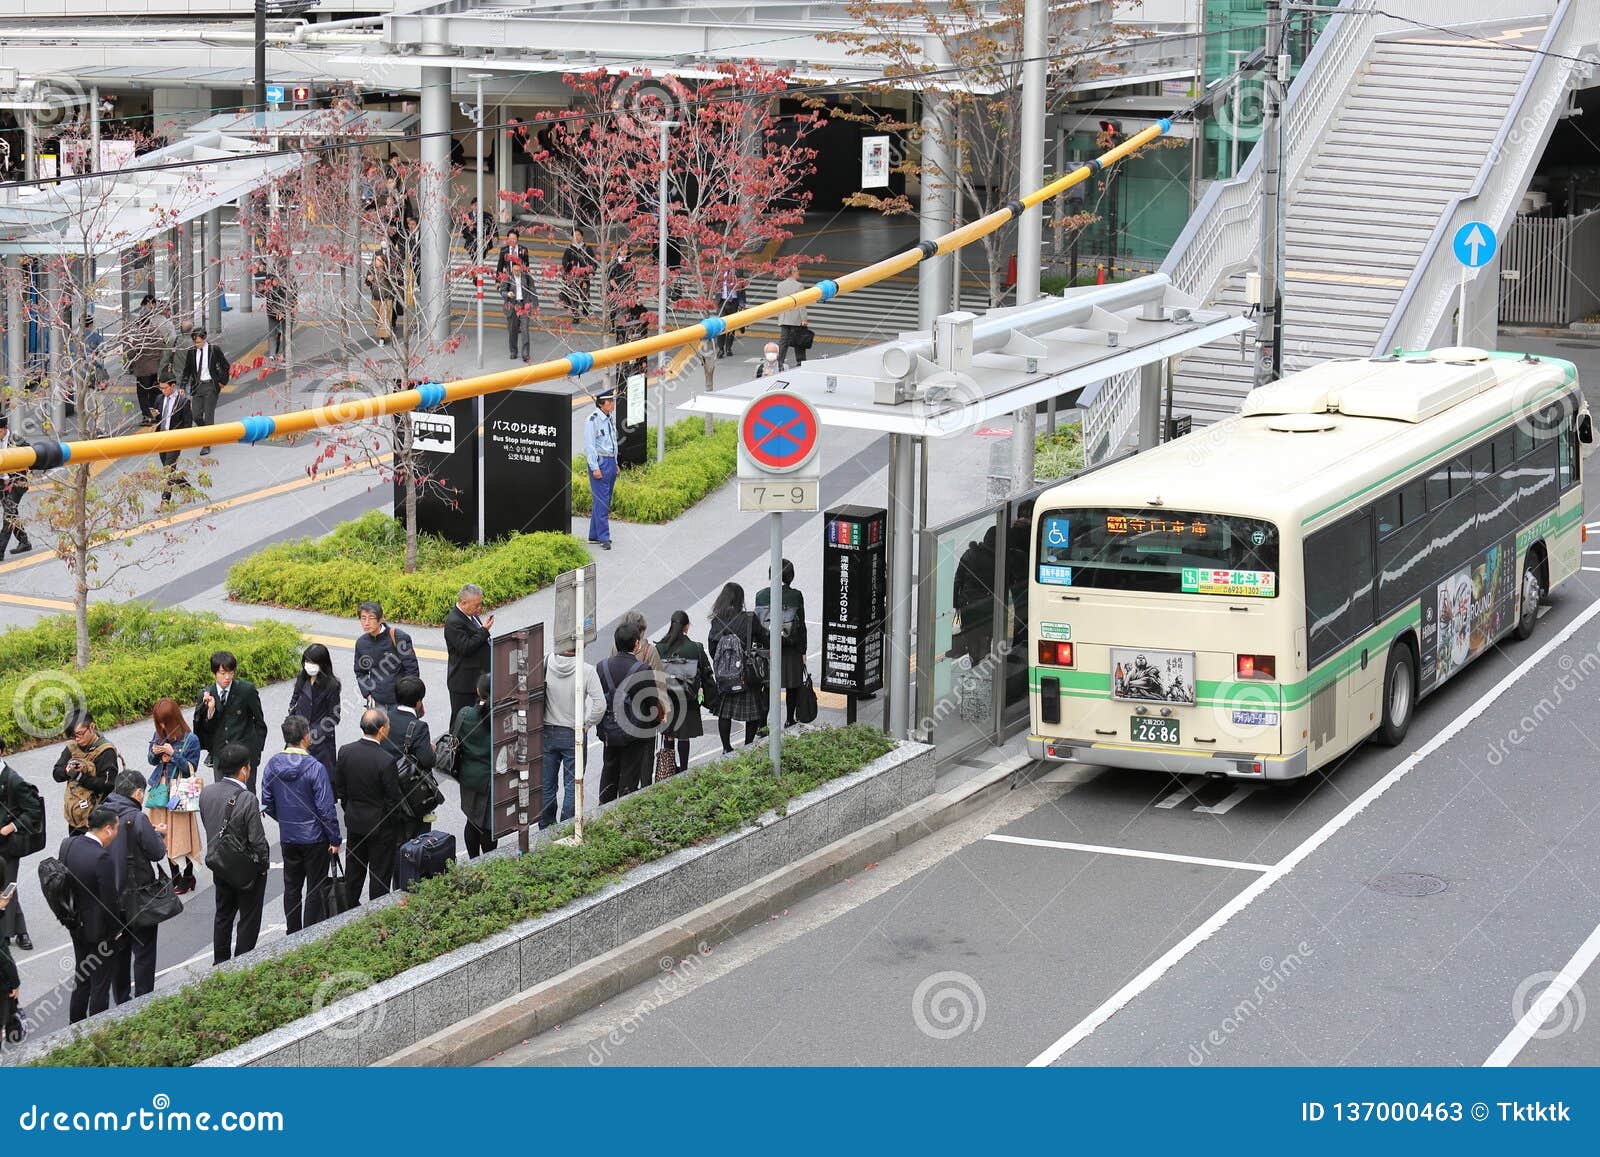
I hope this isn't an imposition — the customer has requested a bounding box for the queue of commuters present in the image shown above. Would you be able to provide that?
[0,570,815,1041]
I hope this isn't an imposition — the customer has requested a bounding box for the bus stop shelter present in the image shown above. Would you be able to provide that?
[681,274,1252,750]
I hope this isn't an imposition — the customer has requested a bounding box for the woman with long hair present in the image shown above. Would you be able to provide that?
[755,557,809,727]
[146,697,202,894]
[288,642,342,774]
[707,583,765,753]
[452,673,497,859]
[657,609,716,773]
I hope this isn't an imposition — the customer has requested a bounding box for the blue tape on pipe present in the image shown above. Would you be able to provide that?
[416,382,447,408]
[57,442,71,464]
[240,415,276,444]
[817,279,838,301]
[1158,117,1171,133]
[702,316,726,338]
[568,351,595,376]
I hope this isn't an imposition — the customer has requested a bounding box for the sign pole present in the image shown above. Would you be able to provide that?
[1456,263,1468,348]
[573,575,586,844]
[769,511,784,776]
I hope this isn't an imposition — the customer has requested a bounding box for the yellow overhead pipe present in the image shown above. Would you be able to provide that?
[0,120,1172,473]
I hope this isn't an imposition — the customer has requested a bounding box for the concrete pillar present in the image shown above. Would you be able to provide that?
[917,92,953,330]
[1138,299,1165,450]
[886,431,916,739]
[45,267,64,435]
[239,201,254,314]
[177,223,193,330]
[5,258,23,431]
[495,106,511,223]
[205,208,223,335]
[419,66,453,346]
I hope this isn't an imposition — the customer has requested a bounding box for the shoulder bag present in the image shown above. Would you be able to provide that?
[121,819,183,929]
[204,792,261,892]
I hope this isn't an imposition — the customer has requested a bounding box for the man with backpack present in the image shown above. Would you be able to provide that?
[0,740,43,951]
[596,621,660,803]
[52,711,121,836]
[355,601,420,710]
[383,676,444,850]
[54,806,121,1022]
[199,745,270,965]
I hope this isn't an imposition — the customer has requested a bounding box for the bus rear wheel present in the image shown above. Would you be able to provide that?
[1514,559,1543,642]
[1378,645,1415,746]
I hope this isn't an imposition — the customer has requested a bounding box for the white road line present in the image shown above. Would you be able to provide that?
[1483,920,1600,1067]
[1584,551,1600,556]
[983,833,1271,873]
[1584,567,1600,573]
[1027,593,1600,1068]
[1586,521,1600,530]
[1155,787,1194,809]
[1193,785,1261,815]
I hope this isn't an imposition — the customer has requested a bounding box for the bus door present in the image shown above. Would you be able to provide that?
[1304,507,1378,755]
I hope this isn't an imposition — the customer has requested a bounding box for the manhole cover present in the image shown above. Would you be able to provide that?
[1367,872,1448,897]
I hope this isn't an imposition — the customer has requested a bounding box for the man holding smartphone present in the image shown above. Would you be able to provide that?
[0,741,42,951]
[51,712,120,837]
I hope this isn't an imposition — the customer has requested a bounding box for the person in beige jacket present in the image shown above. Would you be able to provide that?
[774,274,808,370]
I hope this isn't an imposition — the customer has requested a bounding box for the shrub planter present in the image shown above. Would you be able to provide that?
[10,736,932,1068]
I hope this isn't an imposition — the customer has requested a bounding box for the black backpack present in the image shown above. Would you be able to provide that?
[37,845,80,931]
[395,726,445,820]
[0,764,45,858]
[713,622,750,694]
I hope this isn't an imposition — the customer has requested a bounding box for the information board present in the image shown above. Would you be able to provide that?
[481,389,572,539]
[821,505,887,695]
[393,397,479,546]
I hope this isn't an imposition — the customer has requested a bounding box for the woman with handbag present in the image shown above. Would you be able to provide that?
[288,642,342,776]
[146,697,202,895]
[657,610,716,776]
[707,583,765,754]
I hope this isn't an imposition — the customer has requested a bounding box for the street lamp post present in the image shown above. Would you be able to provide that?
[1228,49,1245,177]
[653,119,678,465]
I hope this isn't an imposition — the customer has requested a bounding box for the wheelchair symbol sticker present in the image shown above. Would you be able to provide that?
[1044,517,1071,553]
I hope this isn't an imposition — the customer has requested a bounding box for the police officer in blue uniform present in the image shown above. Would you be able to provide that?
[585,391,619,550]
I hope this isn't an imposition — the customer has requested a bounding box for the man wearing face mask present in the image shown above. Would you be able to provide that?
[756,342,781,378]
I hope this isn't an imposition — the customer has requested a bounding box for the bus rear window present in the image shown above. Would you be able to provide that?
[1036,508,1279,597]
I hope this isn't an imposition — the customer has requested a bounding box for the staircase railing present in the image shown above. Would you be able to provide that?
[1379,0,1599,352]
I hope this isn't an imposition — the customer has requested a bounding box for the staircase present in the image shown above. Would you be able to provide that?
[1105,0,1600,445]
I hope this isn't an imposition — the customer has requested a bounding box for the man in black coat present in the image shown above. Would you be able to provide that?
[199,744,271,965]
[496,230,536,362]
[333,709,403,909]
[61,807,120,1023]
[178,328,230,455]
[382,676,437,848]
[103,771,168,1005]
[443,583,494,726]
[193,650,268,787]
[0,744,41,951]
[355,600,419,709]
[153,376,194,506]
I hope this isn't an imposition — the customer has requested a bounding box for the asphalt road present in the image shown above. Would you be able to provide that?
[489,336,1600,1069]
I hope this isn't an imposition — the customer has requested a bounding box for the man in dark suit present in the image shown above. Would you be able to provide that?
[61,807,120,1023]
[193,650,268,787]
[178,328,230,455]
[153,376,193,506]
[333,709,402,909]
[443,583,494,726]
[382,677,437,849]
[198,744,270,965]
[496,230,536,362]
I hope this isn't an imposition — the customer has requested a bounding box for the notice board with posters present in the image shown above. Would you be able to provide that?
[481,389,572,539]
[490,623,545,843]
[821,505,887,695]
[393,397,480,546]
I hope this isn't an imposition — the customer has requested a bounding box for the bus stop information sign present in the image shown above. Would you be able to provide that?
[822,505,887,698]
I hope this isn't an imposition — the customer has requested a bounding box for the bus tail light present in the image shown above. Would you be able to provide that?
[1236,653,1275,680]
[1037,641,1075,667]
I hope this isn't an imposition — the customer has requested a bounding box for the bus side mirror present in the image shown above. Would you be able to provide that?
[1579,412,1593,445]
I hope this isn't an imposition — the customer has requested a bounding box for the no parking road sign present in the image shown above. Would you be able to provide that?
[739,391,821,513]
[741,392,820,474]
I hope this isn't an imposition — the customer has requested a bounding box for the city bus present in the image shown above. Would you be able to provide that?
[1027,348,1591,781]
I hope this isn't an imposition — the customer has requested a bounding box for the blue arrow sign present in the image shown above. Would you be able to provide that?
[265,84,286,105]
[1452,221,1497,269]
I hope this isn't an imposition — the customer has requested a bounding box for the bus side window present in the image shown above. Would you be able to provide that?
[1559,416,1576,491]
[1490,432,1513,475]
[1425,463,1451,510]
[1447,454,1475,496]
[1305,509,1375,668]
[1375,492,1400,538]
[1514,423,1536,461]
[1400,477,1427,524]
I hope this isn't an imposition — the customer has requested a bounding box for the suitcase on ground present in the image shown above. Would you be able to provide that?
[394,831,457,891]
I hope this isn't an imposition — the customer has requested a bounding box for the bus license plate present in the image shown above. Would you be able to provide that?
[1130,716,1180,746]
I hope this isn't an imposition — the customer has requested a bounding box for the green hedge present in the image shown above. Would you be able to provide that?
[36,724,898,1067]
[1035,422,1084,481]
[572,417,738,523]
[0,604,303,752]
[224,511,591,626]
